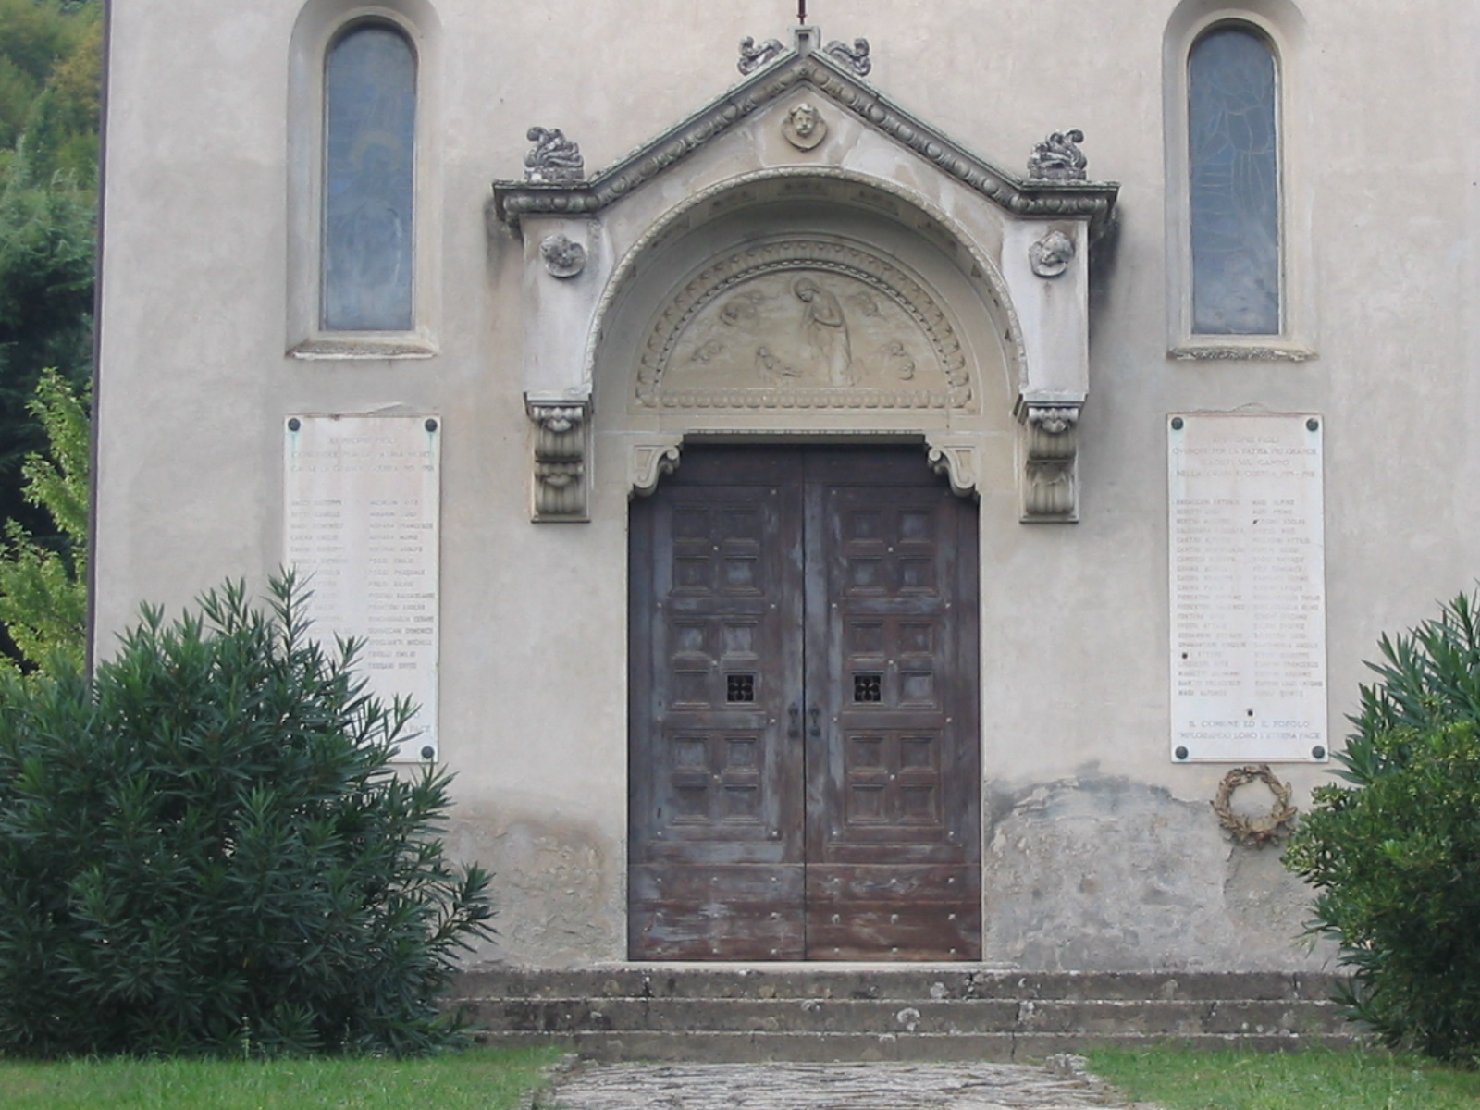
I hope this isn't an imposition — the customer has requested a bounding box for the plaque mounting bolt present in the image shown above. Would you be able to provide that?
[425,418,439,433]
[1312,745,1327,760]
[1175,746,1190,760]
[420,745,435,760]
[1306,418,1319,432]
[1171,416,1184,431]
[287,417,301,432]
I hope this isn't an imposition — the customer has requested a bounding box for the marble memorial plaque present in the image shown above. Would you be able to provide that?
[1168,413,1327,762]
[284,414,440,760]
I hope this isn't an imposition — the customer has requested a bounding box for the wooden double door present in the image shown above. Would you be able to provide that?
[629,446,981,961]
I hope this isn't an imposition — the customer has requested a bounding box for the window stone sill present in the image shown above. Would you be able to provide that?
[288,336,437,360]
[1169,341,1317,364]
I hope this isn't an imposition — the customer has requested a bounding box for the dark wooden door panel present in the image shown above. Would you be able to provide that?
[803,452,981,960]
[630,864,805,960]
[806,864,982,960]
[630,446,980,962]
[629,455,806,960]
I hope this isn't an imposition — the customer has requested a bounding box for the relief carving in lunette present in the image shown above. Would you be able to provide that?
[636,238,973,412]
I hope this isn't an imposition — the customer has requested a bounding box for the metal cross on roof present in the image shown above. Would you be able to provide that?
[798,1,807,25]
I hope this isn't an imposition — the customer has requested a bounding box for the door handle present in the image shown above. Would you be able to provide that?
[788,705,800,740]
[808,705,821,739]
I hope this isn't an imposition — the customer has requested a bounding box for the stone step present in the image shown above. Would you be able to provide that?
[452,967,1346,1004]
[472,1028,1361,1064]
[463,996,1350,1037]
[450,968,1366,1061]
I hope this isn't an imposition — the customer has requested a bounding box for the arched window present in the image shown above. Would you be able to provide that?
[321,23,416,332]
[1187,25,1280,336]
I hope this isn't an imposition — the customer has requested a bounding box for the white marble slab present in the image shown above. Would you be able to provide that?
[284,414,441,760]
[1168,413,1327,762]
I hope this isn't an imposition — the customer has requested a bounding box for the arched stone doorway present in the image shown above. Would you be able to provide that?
[595,179,1005,961]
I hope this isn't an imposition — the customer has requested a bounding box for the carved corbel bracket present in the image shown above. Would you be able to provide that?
[923,436,981,500]
[629,437,685,499]
[528,399,591,522]
[1019,403,1081,522]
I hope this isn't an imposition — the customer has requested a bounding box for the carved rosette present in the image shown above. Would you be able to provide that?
[528,400,591,522]
[1029,230,1076,279]
[1020,403,1081,520]
[540,234,587,278]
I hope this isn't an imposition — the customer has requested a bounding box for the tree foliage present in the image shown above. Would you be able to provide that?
[0,0,99,566]
[0,367,88,672]
[0,573,494,1057]
[1284,592,1480,1065]
[0,0,100,180]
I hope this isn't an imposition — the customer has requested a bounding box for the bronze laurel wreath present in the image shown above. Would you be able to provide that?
[1212,764,1298,847]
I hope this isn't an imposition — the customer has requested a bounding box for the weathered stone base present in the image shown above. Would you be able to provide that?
[450,968,1366,1063]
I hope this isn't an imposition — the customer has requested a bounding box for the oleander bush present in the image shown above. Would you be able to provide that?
[1284,592,1480,1065]
[0,574,493,1057]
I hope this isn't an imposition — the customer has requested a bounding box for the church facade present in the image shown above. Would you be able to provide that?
[93,1,1479,970]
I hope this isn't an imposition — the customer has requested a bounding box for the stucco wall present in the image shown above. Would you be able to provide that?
[94,0,1480,970]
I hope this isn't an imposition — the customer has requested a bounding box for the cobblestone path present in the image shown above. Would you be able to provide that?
[542,1058,1155,1109]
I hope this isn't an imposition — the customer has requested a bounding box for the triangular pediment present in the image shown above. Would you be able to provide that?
[493,37,1117,232]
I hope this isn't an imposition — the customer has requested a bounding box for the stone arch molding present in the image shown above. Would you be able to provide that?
[491,26,1117,522]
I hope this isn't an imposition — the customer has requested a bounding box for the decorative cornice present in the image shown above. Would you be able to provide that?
[493,53,1117,234]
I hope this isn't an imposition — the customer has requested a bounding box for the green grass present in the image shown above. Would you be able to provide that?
[1087,1046,1480,1110]
[0,1047,562,1108]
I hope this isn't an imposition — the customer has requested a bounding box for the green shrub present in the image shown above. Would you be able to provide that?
[1284,592,1480,1064]
[0,575,493,1057]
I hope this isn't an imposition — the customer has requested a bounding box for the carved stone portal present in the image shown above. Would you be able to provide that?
[528,399,590,522]
[636,238,973,412]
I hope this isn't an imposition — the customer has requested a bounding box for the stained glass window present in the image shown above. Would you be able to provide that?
[322,25,415,331]
[1188,26,1279,335]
